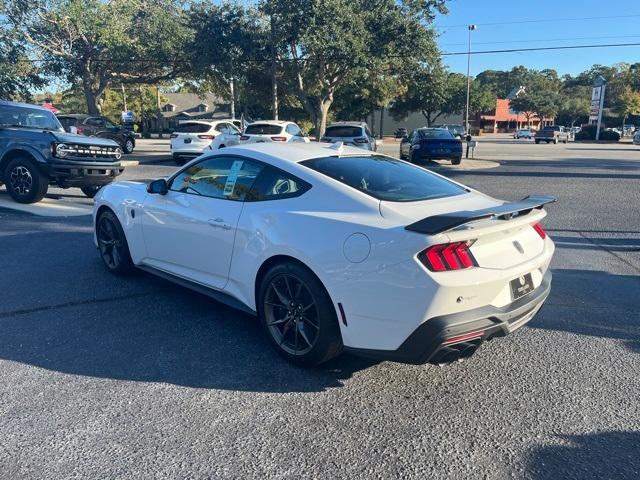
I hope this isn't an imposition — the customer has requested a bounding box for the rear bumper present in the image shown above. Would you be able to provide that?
[41,162,124,187]
[413,151,462,160]
[345,270,552,364]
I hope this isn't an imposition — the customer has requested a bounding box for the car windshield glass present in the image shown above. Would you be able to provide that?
[245,124,283,135]
[175,122,211,133]
[446,125,464,134]
[325,126,362,137]
[301,155,466,202]
[419,129,454,139]
[0,105,63,131]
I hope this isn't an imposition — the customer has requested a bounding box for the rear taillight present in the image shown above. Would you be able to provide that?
[420,240,477,272]
[271,136,287,142]
[170,134,178,139]
[198,134,216,140]
[240,135,250,141]
[354,137,369,144]
[532,223,546,239]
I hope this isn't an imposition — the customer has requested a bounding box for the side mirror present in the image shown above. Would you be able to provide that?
[147,178,168,195]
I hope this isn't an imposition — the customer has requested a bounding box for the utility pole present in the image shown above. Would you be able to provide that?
[230,76,235,119]
[465,25,477,135]
[121,84,127,112]
[270,13,279,120]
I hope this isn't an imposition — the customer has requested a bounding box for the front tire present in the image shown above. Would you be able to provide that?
[258,262,343,366]
[5,157,48,204]
[452,157,462,165]
[96,210,134,275]
[172,154,185,165]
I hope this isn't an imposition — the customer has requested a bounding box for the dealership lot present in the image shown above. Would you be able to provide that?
[1,137,639,479]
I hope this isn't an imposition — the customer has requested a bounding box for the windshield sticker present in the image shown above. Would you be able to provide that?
[224,160,244,196]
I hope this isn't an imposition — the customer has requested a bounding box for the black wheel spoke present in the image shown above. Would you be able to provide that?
[270,283,290,306]
[300,315,319,329]
[267,315,289,327]
[298,325,312,347]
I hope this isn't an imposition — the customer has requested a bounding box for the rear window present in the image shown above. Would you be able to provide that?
[324,126,363,137]
[175,122,212,133]
[245,124,283,135]
[301,155,466,202]
[418,129,455,139]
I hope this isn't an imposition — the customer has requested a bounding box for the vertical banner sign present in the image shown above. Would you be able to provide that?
[589,76,606,141]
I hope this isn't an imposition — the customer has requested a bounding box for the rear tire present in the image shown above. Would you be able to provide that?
[258,261,343,366]
[452,157,462,165]
[5,157,48,204]
[535,139,540,144]
[123,138,134,154]
[96,210,134,275]
[172,154,185,165]
[81,185,102,198]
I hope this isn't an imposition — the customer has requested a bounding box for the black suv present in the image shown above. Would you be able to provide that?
[57,114,136,153]
[0,101,124,203]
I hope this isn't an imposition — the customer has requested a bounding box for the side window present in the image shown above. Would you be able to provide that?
[364,126,372,137]
[285,124,295,135]
[169,156,264,201]
[246,167,311,202]
[87,117,105,127]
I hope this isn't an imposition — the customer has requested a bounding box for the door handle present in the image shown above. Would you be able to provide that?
[208,218,232,230]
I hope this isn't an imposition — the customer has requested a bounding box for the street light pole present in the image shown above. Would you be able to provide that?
[465,24,477,135]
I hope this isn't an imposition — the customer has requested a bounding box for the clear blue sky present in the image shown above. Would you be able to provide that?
[434,0,640,76]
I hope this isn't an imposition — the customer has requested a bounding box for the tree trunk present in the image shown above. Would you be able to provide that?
[82,74,100,115]
[315,98,332,140]
[379,107,385,138]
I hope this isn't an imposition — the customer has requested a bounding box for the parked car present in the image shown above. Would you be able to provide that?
[170,120,241,165]
[0,101,123,203]
[321,121,376,151]
[93,142,555,366]
[394,127,408,139]
[399,127,463,165]
[633,129,640,146]
[239,121,309,144]
[535,125,570,144]
[56,114,136,154]
[441,124,466,139]
[513,128,533,139]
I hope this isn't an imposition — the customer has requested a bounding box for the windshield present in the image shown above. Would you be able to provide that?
[245,124,283,135]
[446,125,464,134]
[325,126,363,137]
[419,129,455,139]
[301,155,466,202]
[0,105,63,131]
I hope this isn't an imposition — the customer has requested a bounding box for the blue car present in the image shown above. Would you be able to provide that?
[399,128,463,165]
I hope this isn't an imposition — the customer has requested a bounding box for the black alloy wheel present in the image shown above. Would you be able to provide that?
[259,262,342,366]
[123,138,135,154]
[5,157,48,204]
[96,211,134,274]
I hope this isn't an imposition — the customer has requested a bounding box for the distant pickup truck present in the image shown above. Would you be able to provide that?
[535,126,570,144]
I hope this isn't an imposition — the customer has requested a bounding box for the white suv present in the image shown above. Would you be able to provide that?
[634,129,640,146]
[321,122,377,151]
[170,120,241,164]
[239,121,308,144]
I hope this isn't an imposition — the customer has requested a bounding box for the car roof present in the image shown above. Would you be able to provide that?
[56,114,90,119]
[219,142,370,164]
[327,121,366,127]
[0,100,50,111]
[417,127,449,131]
[248,120,290,126]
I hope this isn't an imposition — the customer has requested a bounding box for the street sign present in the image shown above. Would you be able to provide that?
[589,76,606,140]
[121,111,134,123]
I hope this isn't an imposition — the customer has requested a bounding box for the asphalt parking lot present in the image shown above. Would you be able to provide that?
[1,136,639,479]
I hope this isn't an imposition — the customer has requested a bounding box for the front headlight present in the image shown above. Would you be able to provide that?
[114,148,122,160]
[55,143,70,157]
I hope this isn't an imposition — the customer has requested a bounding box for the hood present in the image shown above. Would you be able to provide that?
[51,131,120,147]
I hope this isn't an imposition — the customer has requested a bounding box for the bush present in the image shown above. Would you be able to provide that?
[574,124,620,141]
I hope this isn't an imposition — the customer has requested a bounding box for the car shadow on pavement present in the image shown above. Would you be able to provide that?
[0,262,379,393]
[526,431,640,480]
[532,269,640,356]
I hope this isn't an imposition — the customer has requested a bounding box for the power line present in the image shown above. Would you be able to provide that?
[13,42,640,63]
[440,33,640,47]
[437,13,640,28]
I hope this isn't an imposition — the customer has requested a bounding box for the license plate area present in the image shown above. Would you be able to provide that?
[184,138,192,144]
[510,273,534,300]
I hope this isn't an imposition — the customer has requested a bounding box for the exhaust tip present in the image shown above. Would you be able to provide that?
[454,342,478,359]
[431,346,460,365]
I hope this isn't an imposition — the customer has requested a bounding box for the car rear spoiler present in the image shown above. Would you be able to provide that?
[405,195,557,235]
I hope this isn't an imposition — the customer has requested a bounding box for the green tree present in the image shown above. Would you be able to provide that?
[0,16,43,99]
[613,86,640,129]
[260,0,445,138]
[510,93,538,126]
[557,86,591,127]
[6,0,193,114]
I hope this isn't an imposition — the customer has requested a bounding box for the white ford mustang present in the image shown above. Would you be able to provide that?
[93,142,555,366]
